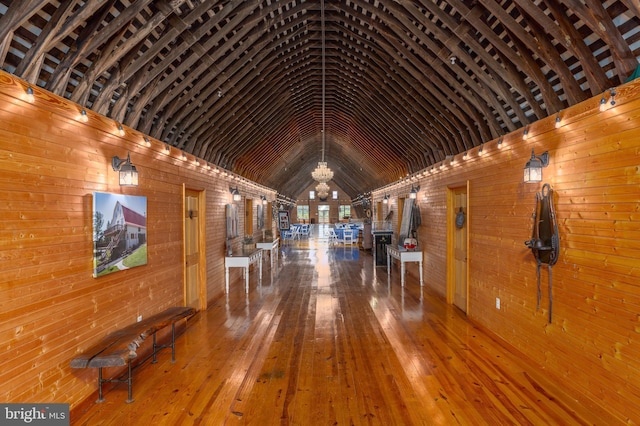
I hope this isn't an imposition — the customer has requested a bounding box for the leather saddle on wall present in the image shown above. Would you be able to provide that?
[524,183,559,323]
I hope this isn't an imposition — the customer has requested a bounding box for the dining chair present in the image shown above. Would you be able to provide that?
[343,229,354,245]
[328,228,339,245]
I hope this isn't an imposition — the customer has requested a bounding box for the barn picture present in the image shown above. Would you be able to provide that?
[93,192,147,277]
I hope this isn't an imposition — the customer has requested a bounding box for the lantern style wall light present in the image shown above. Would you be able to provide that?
[261,195,268,205]
[523,149,549,183]
[230,187,241,202]
[112,152,139,186]
[382,194,390,204]
[409,185,420,199]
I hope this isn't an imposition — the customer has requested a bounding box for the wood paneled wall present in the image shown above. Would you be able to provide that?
[373,79,640,422]
[0,71,275,406]
[3,68,640,420]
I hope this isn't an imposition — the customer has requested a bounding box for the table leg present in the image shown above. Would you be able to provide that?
[245,266,249,293]
[419,260,423,286]
[387,252,391,274]
[225,266,229,293]
[259,252,263,280]
[401,261,406,287]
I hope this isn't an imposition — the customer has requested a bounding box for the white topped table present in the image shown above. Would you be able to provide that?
[386,245,423,287]
[225,248,263,293]
[256,238,279,268]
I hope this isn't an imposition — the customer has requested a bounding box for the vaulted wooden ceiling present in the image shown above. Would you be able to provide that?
[1,0,638,199]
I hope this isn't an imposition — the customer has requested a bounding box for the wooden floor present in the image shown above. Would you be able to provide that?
[72,230,610,425]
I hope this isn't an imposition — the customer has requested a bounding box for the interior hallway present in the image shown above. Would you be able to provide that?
[71,231,612,425]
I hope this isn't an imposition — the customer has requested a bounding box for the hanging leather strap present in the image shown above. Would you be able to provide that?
[525,183,559,323]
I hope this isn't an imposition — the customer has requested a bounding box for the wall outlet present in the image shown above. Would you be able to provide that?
[495,298,501,310]
[137,315,142,322]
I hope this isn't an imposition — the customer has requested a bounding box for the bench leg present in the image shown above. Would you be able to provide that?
[152,332,158,364]
[171,323,177,362]
[126,360,134,403]
[97,368,105,403]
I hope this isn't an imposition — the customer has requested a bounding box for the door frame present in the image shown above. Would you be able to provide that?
[446,181,470,313]
[183,186,207,311]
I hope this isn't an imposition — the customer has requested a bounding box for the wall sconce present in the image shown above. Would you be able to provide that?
[112,152,139,186]
[261,195,268,205]
[409,185,420,199]
[230,187,241,202]
[382,194,389,204]
[523,149,549,183]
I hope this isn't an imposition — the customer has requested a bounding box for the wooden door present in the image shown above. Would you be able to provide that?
[184,188,206,310]
[448,184,469,313]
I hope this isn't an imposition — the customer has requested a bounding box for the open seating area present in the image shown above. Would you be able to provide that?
[281,223,313,242]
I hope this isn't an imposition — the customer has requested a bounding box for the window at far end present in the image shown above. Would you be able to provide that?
[332,191,338,199]
[309,191,315,199]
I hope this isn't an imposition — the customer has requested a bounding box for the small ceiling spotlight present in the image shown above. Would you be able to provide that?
[522,126,529,140]
[80,109,88,122]
[25,86,35,103]
[117,123,125,136]
[449,56,457,65]
[554,114,561,129]
[599,94,607,111]
[144,137,151,147]
[609,87,616,108]
[164,144,171,153]
[497,138,503,148]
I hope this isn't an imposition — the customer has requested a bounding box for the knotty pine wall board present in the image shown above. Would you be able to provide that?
[0,71,276,405]
[372,79,640,421]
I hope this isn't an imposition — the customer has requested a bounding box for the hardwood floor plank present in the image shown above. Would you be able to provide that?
[72,232,616,425]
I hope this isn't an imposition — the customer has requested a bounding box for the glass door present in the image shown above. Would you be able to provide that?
[318,205,330,223]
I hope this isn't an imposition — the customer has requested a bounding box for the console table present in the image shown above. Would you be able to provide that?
[256,238,279,268]
[386,245,423,287]
[225,248,263,293]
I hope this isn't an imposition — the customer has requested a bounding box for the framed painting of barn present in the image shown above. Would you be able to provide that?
[92,192,148,277]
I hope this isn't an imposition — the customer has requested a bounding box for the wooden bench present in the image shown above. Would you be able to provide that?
[70,306,196,403]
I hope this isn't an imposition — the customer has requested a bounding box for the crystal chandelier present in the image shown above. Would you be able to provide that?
[315,182,330,198]
[312,161,333,182]
[312,0,333,185]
